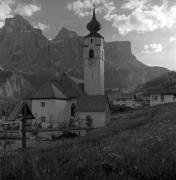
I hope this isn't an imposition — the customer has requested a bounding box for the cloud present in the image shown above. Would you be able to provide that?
[142,43,163,54]
[0,0,14,27]
[121,0,147,10]
[0,0,41,28]
[106,0,176,35]
[15,3,41,17]
[34,22,50,31]
[67,0,176,35]
[67,0,116,17]
[169,37,176,42]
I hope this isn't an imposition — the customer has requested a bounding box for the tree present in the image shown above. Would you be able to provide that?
[58,121,69,134]
[48,115,54,129]
[85,115,93,128]
[31,122,41,151]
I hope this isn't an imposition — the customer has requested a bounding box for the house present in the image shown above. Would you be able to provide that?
[148,87,176,106]
[135,92,150,107]
[31,74,83,128]
[76,95,111,127]
[108,91,136,108]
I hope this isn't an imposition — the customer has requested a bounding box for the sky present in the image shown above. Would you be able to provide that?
[0,0,176,70]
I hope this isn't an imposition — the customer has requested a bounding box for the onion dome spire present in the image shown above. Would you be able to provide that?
[87,4,101,33]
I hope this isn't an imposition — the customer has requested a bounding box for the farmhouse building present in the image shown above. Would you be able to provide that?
[149,87,176,106]
[108,91,136,108]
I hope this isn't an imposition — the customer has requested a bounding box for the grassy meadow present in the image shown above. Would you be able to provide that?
[1,103,176,179]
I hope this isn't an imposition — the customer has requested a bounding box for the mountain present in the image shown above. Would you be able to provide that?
[0,15,52,72]
[53,27,78,42]
[0,15,169,101]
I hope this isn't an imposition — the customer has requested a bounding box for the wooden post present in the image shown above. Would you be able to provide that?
[22,118,26,152]
[21,104,27,152]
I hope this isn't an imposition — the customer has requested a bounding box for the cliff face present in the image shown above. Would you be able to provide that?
[0,16,169,100]
[0,15,51,72]
[52,36,84,71]
[53,27,78,42]
[105,41,146,69]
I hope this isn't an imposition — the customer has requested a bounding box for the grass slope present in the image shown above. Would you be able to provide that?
[2,103,176,179]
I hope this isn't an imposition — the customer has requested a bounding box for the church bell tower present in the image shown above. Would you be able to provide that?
[83,5,104,95]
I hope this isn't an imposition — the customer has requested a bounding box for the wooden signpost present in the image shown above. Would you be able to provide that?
[21,103,34,152]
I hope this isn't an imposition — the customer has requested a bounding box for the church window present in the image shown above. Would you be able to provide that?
[91,39,93,43]
[161,95,164,102]
[89,49,94,58]
[151,95,158,101]
[71,103,76,117]
[41,102,45,107]
[41,116,46,122]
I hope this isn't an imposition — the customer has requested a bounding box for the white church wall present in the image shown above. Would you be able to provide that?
[100,57,104,95]
[83,36,104,95]
[32,99,77,128]
[78,112,106,127]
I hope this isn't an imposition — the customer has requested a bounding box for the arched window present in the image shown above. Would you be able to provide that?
[89,49,94,59]
[71,103,76,117]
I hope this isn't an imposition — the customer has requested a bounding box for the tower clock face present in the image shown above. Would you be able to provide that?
[88,58,93,65]
[88,58,96,67]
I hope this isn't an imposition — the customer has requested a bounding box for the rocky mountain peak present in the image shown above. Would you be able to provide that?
[54,27,78,42]
[2,14,38,34]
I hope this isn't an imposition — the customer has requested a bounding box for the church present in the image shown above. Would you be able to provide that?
[31,7,111,128]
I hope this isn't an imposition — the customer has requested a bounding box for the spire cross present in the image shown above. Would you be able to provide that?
[93,2,96,17]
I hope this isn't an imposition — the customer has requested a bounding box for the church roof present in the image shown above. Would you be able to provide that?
[87,6,101,33]
[85,5,103,39]
[76,95,109,112]
[31,73,83,100]
[52,74,83,98]
[85,32,103,39]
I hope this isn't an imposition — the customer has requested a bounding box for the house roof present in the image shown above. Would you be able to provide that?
[108,91,134,99]
[31,73,83,100]
[76,95,109,112]
[67,74,84,84]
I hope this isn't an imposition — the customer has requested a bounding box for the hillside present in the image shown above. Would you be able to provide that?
[2,103,176,179]
[0,15,169,97]
[140,71,176,93]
